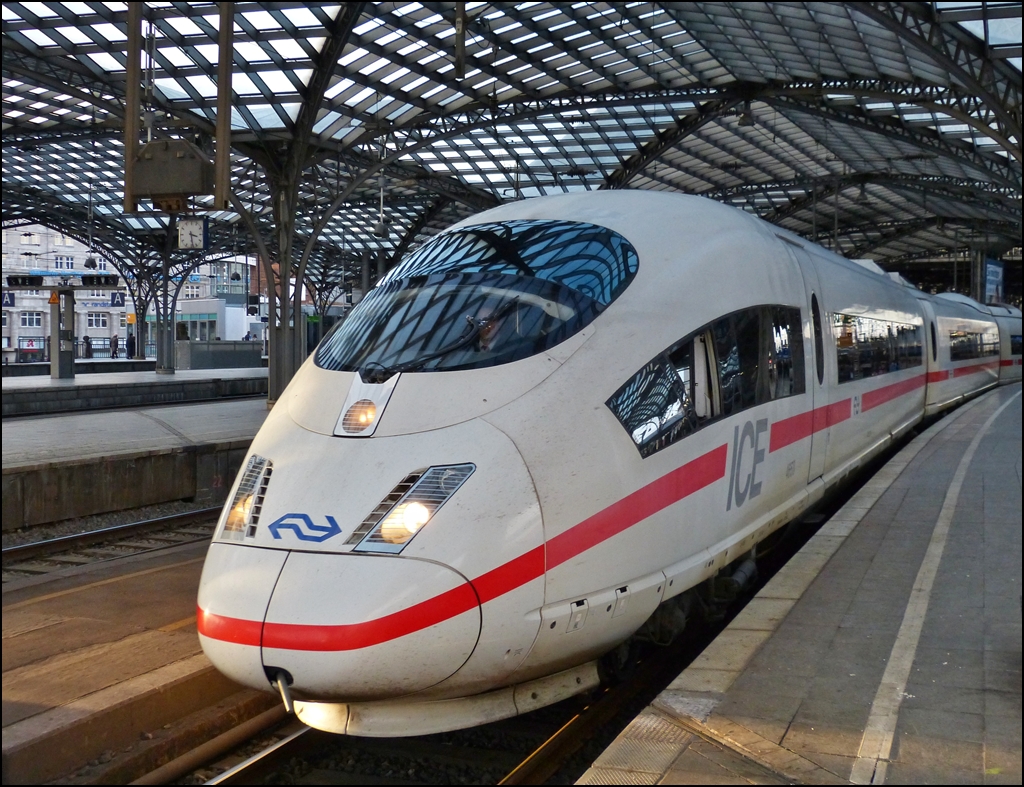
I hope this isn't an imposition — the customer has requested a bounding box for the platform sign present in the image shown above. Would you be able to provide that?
[110,291,126,307]
[1,291,13,308]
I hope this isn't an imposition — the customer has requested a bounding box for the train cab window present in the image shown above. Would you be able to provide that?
[314,220,639,379]
[607,305,804,458]
[833,314,922,383]
[1012,335,1023,356]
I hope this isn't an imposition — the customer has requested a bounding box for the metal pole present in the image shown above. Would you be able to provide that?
[124,3,142,212]
[214,2,233,210]
[361,250,370,300]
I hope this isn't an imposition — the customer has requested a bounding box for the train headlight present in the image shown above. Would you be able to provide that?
[341,399,378,433]
[354,464,475,553]
[221,455,271,540]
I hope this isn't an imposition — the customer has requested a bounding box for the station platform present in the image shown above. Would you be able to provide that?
[2,398,267,529]
[1,541,277,784]
[580,384,1022,785]
[1,367,267,417]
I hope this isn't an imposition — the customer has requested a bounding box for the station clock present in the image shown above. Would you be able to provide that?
[178,217,208,250]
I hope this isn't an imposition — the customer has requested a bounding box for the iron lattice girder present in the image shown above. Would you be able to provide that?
[771,93,1020,190]
[843,216,1022,258]
[852,2,1022,145]
[598,82,1020,192]
[721,173,1023,224]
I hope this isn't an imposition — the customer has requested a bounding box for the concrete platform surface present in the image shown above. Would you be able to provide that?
[2,367,268,417]
[2,397,269,468]
[1,542,276,784]
[2,398,268,529]
[1,366,266,391]
[580,384,1022,786]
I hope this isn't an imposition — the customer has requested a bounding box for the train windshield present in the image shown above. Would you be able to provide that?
[315,220,638,380]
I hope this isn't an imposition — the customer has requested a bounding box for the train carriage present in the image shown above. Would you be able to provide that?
[196,191,1016,736]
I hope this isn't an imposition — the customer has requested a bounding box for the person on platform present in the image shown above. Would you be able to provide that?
[126,332,136,359]
[110,333,119,359]
[243,331,252,341]
[83,335,92,359]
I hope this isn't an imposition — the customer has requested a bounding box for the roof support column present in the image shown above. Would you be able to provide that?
[214,2,233,211]
[123,2,141,213]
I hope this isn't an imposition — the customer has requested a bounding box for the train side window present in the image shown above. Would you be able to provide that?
[811,294,824,386]
[710,308,759,416]
[608,304,806,459]
[834,314,922,383]
[606,355,699,458]
[1012,334,1023,356]
[930,322,937,362]
[765,306,806,400]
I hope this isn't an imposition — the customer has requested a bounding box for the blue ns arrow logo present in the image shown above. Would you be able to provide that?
[267,513,342,542]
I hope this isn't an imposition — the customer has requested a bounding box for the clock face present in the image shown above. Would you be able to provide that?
[178,218,206,250]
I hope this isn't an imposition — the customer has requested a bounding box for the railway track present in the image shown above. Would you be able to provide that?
[1,507,221,582]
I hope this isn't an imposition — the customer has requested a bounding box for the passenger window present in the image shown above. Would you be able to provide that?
[930,322,937,362]
[607,305,805,458]
[834,314,922,383]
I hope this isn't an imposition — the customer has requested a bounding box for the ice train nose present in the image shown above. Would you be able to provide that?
[261,551,481,700]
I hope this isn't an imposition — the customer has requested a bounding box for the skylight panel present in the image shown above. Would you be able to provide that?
[345,86,376,106]
[339,47,369,67]
[21,29,57,47]
[359,57,391,76]
[87,52,123,72]
[259,70,297,94]
[281,7,322,29]
[234,41,271,62]
[324,77,355,99]
[167,15,205,37]
[187,74,217,98]
[269,38,307,60]
[93,22,126,42]
[240,11,282,32]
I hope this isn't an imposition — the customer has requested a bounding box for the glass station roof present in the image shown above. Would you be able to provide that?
[2,1,1021,293]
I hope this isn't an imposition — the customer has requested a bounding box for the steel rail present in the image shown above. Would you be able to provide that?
[1,506,222,565]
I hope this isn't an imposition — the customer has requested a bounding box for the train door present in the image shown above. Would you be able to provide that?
[790,246,828,483]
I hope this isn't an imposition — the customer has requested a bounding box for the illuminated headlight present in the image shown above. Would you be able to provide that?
[220,454,272,540]
[353,464,475,553]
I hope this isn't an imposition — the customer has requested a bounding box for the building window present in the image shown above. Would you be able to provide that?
[120,313,127,328]
[87,312,108,328]
[56,234,75,247]
[2,311,7,328]
[97,259,107,270]
[89,289,104,297]
[21,311,43,327]
[55,255,75,269]
[183,284,202,299]
[20,232,40,245]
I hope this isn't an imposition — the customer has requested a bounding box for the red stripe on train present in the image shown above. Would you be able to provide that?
[769,398,851,452]
[861,374,926,412]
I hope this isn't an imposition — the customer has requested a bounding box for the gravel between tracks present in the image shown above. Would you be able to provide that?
[1,500,221,549]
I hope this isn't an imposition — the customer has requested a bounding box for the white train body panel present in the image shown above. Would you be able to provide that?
[197,191,1017,735]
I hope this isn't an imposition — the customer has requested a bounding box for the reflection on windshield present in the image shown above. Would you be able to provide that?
[315,220,638,378]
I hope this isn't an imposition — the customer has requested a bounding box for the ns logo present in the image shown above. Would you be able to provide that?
[726,418,768,510]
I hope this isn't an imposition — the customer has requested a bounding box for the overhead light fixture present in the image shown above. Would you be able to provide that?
[857,183,869,203]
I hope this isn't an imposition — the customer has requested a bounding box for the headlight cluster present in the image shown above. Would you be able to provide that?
[352,464,475,553]
[220,454,273,540]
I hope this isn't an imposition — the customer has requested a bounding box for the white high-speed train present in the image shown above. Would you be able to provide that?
[197,192,1022,736]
